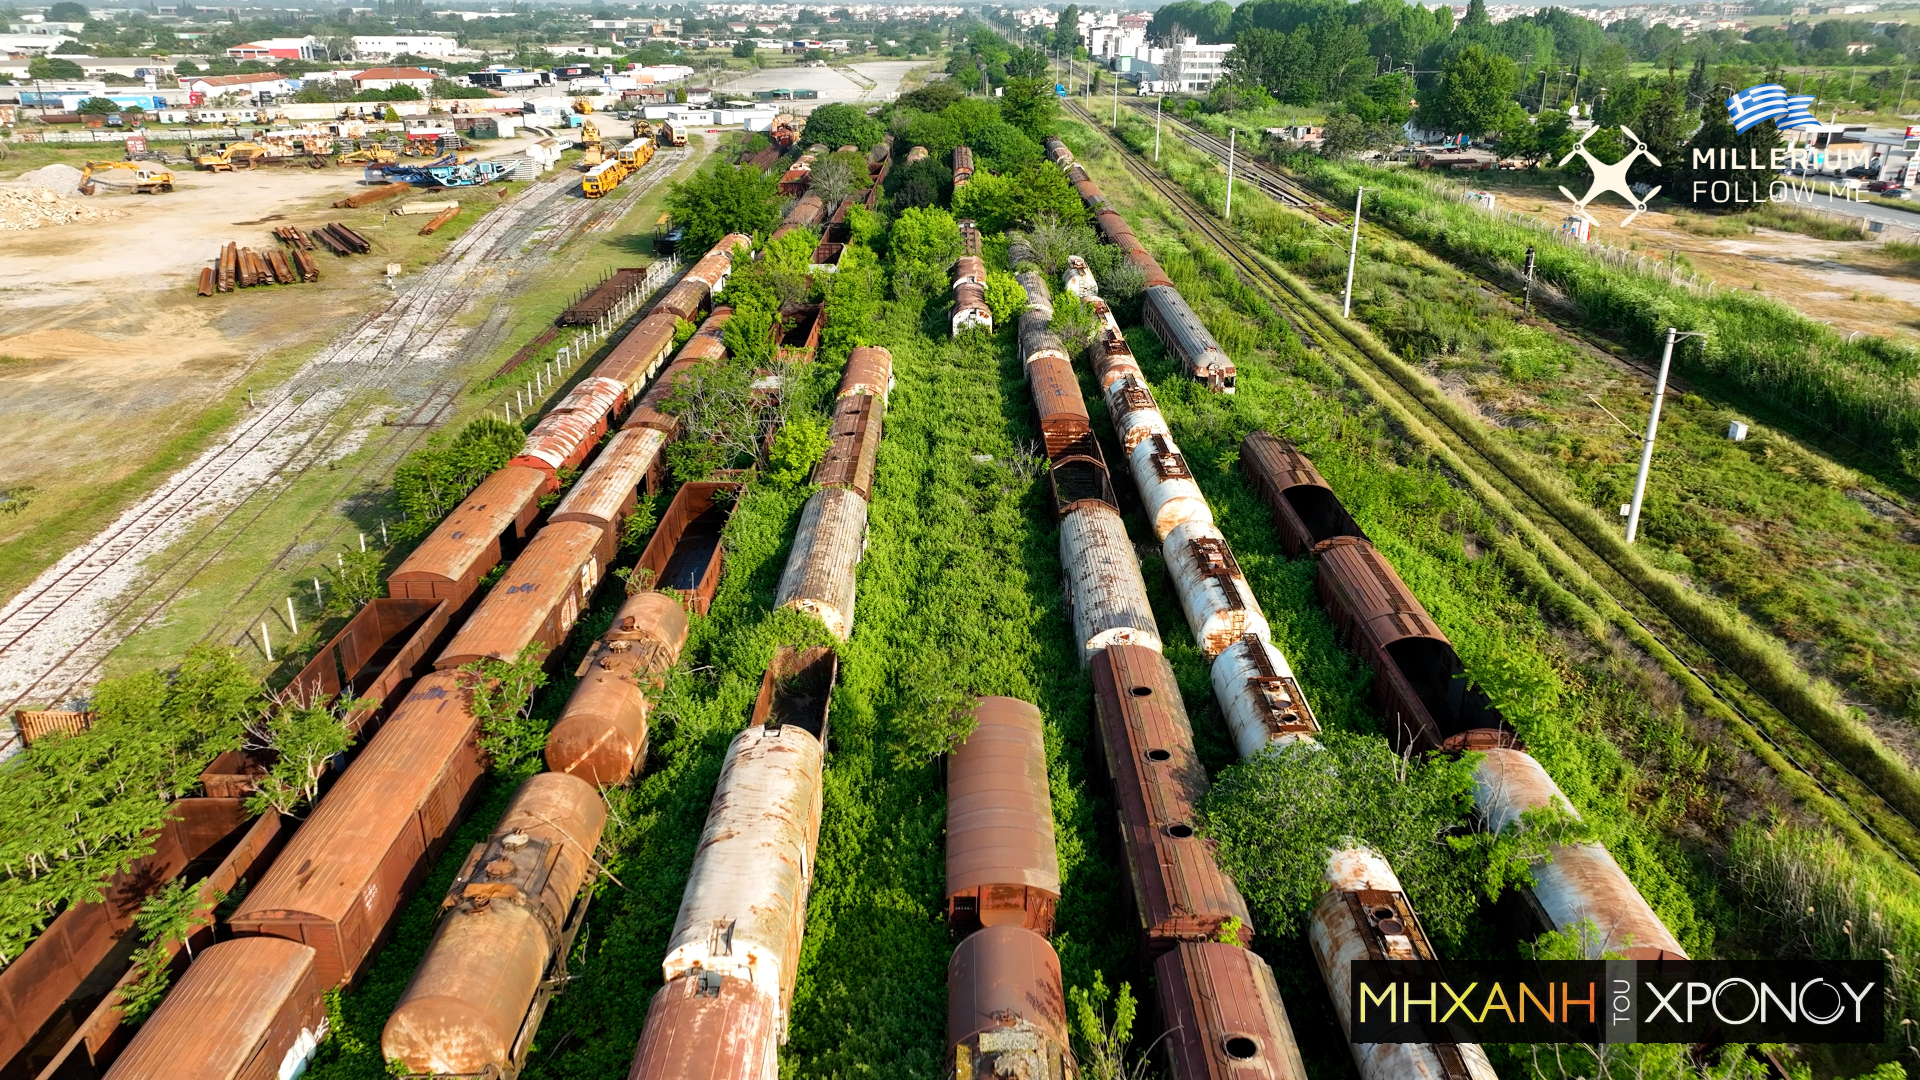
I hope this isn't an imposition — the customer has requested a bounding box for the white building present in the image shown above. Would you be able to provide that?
[352,34,463,59]
[0,32,75,52]
[351,66,439,92]
[182,71,296,103]
[1168,36,1233,93]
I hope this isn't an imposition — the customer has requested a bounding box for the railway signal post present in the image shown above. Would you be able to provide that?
[1625,326,1706,543]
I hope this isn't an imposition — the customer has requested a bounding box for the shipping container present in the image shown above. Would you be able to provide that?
[436,521,607,670]
[635,482,741,615]
[839,346,894,405]
[1091,646,1251,951]
[551,427,669,535]
[509,377,630,487]
[1153,943,1309,1080]
[1026,353,1095,461]
[1238,432,1366,557]
[1058,503,1161,665]
[948,926,1074,1080]
[545,589,688,784]
[230,671,487,989]
[1472,749,1686,960]
[812,393,882,500]
[389,466,547,605]
[282,597,451,733]
[383,773,608,1078]
[946,697,1059,934]
[1129,434,1212,541]
[775,486,868,640]
[1143,286,1234,394]
[101,938,327,1080]
[1208,634,1318,759]
[1162,520,1268,657]
[662,722,824,1038]
[626,973,778,1080]
[1308,847,1498,1080]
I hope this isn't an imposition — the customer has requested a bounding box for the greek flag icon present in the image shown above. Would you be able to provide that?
[1727,83,1789,133]
[1779,94,1821,130]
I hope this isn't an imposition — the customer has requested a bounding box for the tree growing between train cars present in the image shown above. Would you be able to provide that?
[117,877,225,1024]
[460,644,550,779]
[243,690,367,818]
[390,417,524,541]
[663,159,783,254]
[322,546,385,618]
[1068,972,1152,1080]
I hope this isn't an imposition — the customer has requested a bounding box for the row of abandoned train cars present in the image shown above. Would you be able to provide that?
[1000,138,1690,1080]
[95,188,899,1080]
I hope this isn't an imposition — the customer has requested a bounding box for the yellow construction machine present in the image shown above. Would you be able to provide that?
[336,145,398,166]
[572,98,594,114]
[580,119,605,166]
[631,117,654,140]
[79,160,175,194]
[196,142,269,171]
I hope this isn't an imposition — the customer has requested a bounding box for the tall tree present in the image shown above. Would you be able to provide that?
[1419,44,1520,137]
[664,161,782,252]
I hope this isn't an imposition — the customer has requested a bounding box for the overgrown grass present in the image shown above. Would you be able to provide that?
[1671,203,1871,241]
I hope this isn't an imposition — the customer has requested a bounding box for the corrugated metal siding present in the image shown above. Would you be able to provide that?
[1026,354,1093,460]
[102,937,324,1080]
[552,427,668,532]
[947,926,1072,1080]
[627,973,778,1080]
[389,466,547,601]
[1153,943,1309,1080]
[1162,519,1269,656]
[812,394,882,500]
[437,521,605,669]
[1058,504,1160,664]
[511,376,627,477]
[775,487,867,641]
[945,698,1059,932]
[1209,634,1318,759]
[953,255,985,286]
[598,312,681,396]
[840,346,893,405]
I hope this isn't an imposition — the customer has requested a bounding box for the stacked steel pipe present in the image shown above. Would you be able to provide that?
[117,234,756,1080]
[1011,267,1309,1080]
[775,346,893,639]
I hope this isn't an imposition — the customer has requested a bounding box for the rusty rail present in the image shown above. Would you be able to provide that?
[331,181,411,209]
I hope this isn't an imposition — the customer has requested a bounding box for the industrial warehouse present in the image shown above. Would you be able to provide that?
[1,4,1919,1080]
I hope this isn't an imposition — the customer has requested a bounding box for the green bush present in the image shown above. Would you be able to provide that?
[391,417,524,540]
[766,413,831,485]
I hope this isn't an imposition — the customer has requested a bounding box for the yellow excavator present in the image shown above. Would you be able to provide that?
[196,142,269,171]
[632,117,654,141]
[79,160,174,194]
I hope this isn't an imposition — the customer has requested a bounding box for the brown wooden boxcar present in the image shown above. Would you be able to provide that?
[435,520,608,670]
[1313,537,1515,754]
[101,938,327,1080]
[229,671,486,989]
[545,589,690,785]
[945,697,1059,935]
[948,926,1074,1080]
[1091,645,1253,952]
[1153,943,1310,1080]
[1238,431,1365,557]
[625,973,777,1080]
[812,392,882,500]
[388,465,546,606]
[1026,353,1096,461]
[634,481,741,615]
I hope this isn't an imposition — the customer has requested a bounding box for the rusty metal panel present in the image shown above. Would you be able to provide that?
[598,312,682,398]
[1129,434,1212,541]
[946,698,1059,934]
[749,645,837,742]
[436,522,606,670]
[389,466,548,604]
[813,394,882,500]
[231,670,485,989]
[951,282,992,336]
[383,773,608,1078]
[1026,353,1094,461]
[952,145,974,178]
[636,482,741,616]
[775,303,824,362]
[546,590,689,785]
[1239,432,1366,557]
[1308,847,1498,1080]
[101,938,326,1080]
[626,973,777,1080]
[1162,520,1268,658]
[1153,943,1309,1080]
[510,376,627,482]
[953,255,985,286]
[553,427,669,535]
[1105,373,1169,453]
[1091,646,1251,951]
[1209,635,1318,759]
[653,279,709,323]
[283,597,448,732]
[947,926,1073,1080]
[1472,750,1686,960]
[775,487,867,640]
[1059,503,1161,665]
[840,346,893,405]
[1049,454,1117,519]
[663,724,824,1038]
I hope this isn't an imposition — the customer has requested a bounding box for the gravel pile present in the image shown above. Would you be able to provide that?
[18,163,85,197]
[0,187,124,232]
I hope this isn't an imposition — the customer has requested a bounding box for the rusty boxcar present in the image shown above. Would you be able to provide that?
[1308,846,1498,1080]
[551,426,669,534]
[1238,432,1366,557]
[661,721,824,1038]
[1153,943,1310,1080]
[1143,285,1235,394]
[904,145,929,166]
[1027,353,1095,461]
[1091,646,1252,951]
[382,772,608,1079]
[775,486,868,640]
[1129,434,1212,541]
[951,280,992,336]
[1209,634,1318,759]
[636,481,741,615]
[1162,520,1269,657]
[1058,502,1162,664]
[952,144,974,186]
[1313,538,1516,754]
[948,926,1075,1080]
[1044,136,1074,167]
[389,465,547,605]
[230,671,486,989]
[839,345,894,405]
[101,938,328,1080]
[1472,749,1686,960]
[946,697,1060,934]
[597,311,682,399]
[626,307,734,435]
[812,392,882,501]
[545,589,689,785]
[625,972,778,1080]
[509,376,630,490]
[435,520,607,670]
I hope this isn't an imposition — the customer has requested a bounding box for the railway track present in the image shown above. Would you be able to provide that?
[1067,100,1920,873]
[0,152,687,727]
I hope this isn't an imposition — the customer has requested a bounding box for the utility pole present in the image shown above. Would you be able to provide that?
[1342,187,1363,317]
[1112,64,1119,126]
[1903,67,1911,114]
[1624,327,1705,543]
[1224,127,1236,221]
[1154,94,1162,161]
